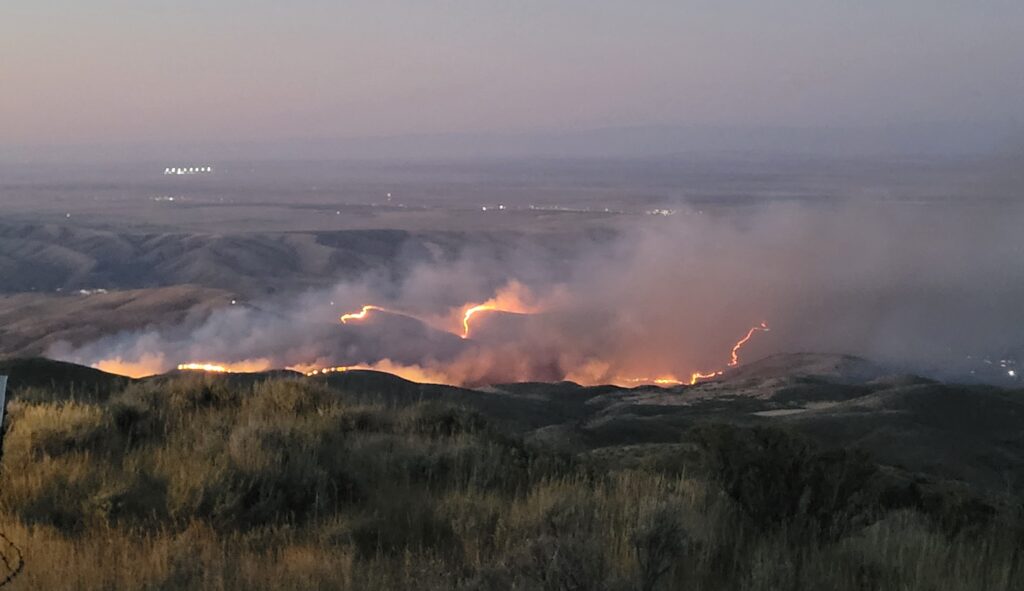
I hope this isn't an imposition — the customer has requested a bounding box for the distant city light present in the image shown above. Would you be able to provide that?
[164,165,213,176]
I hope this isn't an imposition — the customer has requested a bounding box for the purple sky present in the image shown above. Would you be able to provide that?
[3,2,1023,150]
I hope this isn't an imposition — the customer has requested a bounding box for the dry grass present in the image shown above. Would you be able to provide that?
[0,376,1019,590]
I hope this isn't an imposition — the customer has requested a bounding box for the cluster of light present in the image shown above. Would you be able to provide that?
[299,365,355,376]
[164,166,212,175]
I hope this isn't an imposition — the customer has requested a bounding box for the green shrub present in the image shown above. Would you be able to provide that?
[348,503,460,559]
[632,502,690,591]
[689,424,879,538]
[400,403,487,438]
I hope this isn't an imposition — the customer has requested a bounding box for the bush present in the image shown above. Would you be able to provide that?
[7,402,110,459]
[470,497,613,591]
[245,380,333,418]
[689,424,879,538]
[632,503,690,591]
[400,403,487,438]
[184,421,362,529]
[349,503,460,559]
[85,470,169,525]
[109,397,163,445]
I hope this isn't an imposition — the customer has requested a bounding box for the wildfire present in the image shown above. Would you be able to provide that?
[459,281,541,339]
[689,370,722,385]
[462,304,497,338]
[619,376,685,386]
[340,305,387,324]
[729,322,770,366]
[90,283,771,389]
[177,363,229,373]
[295,365,354,376]
[294,360,453,384]
[688,321,770,385]
[175,359,274,374]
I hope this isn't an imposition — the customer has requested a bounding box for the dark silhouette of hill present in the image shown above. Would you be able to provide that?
[8,353,1024,493]
[0,357,133,399]
[3,354,1022,589]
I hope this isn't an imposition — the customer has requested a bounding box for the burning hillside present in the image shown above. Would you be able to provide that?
[129,281,771,387]
[46,200,1024,388]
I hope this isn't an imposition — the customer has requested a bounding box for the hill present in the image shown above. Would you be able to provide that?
[0,286,234,358]
[0,355,1021,590]
[0,357,133,400]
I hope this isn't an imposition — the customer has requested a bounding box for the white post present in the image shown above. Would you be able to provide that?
[0,376,6,431]
[0,375,7,462]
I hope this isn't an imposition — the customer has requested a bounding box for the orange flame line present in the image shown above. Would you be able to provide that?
[340,305,387,324]
[689,321,770,385]
[689,370,722,385]
[728,321,770,367]
[462,304,498,339]
[177,363,229,373]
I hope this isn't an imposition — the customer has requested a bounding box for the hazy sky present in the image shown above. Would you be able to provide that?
[3,1,1023,148]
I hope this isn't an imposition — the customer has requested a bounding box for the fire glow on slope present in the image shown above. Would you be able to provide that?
[685,322,770,385]
[340,305,390,324]
[292,321,772,388]
[730,322,770,366]
[460,281,541,338]
[88,282,771,387]
[608,322,770,386]
[338,281,543,340]
[176,360,274,374]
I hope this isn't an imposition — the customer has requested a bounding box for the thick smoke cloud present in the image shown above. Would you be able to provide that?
[50,196,1024,386]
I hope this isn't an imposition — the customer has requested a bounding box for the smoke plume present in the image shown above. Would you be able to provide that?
[50,195,1024,386]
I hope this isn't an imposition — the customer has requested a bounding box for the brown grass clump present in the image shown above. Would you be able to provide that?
[0,377,1019,590]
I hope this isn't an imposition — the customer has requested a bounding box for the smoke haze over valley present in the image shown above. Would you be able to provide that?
[0,156,1013,386]
[6,4,1024,587]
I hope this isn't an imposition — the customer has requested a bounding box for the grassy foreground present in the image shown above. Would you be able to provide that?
[0,376,1020,590]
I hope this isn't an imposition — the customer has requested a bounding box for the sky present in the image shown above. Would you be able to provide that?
[3,1,1023,152]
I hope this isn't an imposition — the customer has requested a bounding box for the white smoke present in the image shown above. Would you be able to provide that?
[49,195,1024,385]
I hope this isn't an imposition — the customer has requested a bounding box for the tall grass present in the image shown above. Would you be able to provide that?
[0,376,1018,590]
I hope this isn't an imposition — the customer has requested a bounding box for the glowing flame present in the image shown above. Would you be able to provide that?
[689,370,722,385]
[459,281,540,339]
[178,363,229,373]
[176,360,273,374]
[729,322,770,366]
[340,305,387,324]
[688,321,770,385]
[462,304,497,338]
[292,365,355,376]
[294,360,453,384]
[618,376,685,386]
[94,354,166,378]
